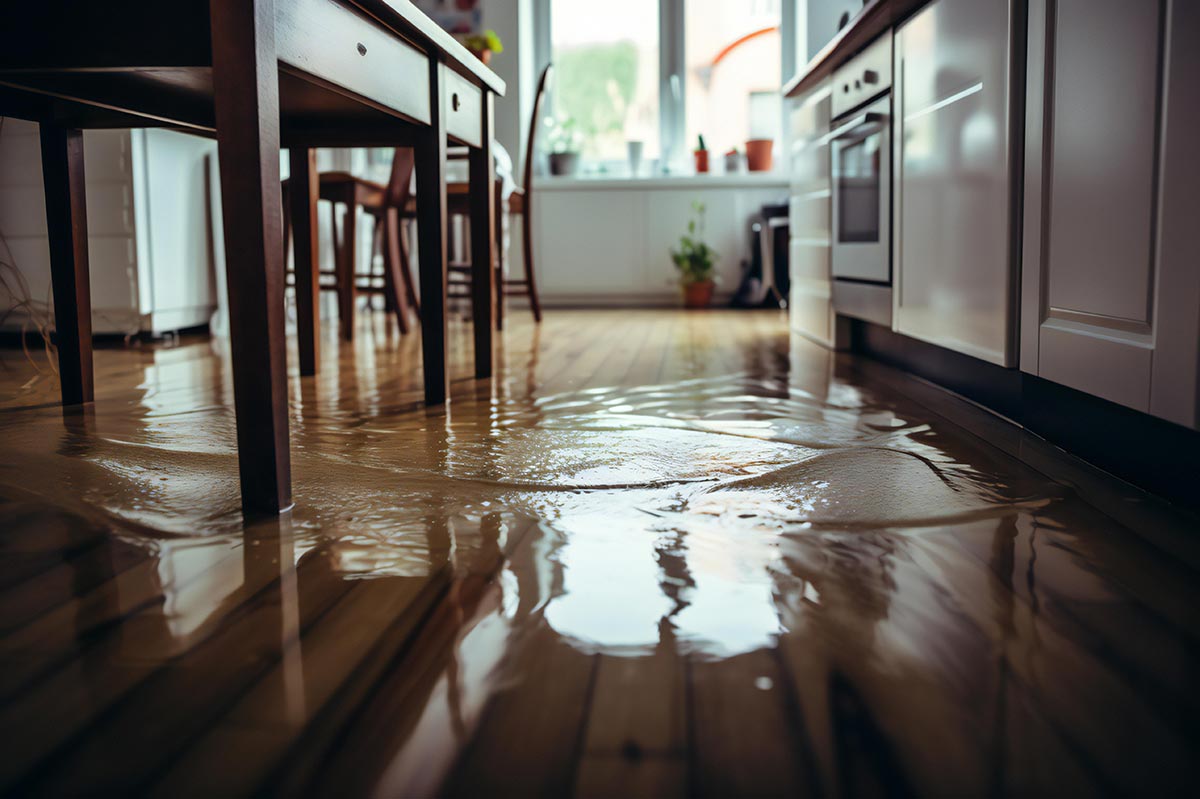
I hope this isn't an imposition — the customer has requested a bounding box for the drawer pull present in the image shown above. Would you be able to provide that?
[357,42,367,56]
[452,93,461,111]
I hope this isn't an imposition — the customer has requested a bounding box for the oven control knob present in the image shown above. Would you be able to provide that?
[854,79,861,89]
[843,84,850,93]
[864,69,880,84]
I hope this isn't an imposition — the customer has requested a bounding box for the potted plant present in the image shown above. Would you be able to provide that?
[462,30,503,66]
[745,138,774,172]
[693,134,710,174]
[545,116,583,176]
[671,201,718,308]
[724,147,743,173]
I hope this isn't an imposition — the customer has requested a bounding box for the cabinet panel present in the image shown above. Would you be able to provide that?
[1022,0,1192,417]
[1045,0,1159,323]
[894,0,1015,366]
[788,84,834,346]
[1149,0,1200,428]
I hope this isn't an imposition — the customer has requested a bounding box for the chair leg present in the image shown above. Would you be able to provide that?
[383,208,411,335]
[371,216,392,314]
[282,187,291,266]
[520,205,541,323]
[399,218,421,319]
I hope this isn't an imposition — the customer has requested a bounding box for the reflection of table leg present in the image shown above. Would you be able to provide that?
[290,147,320,376]
[416,60,449,405]
[39,124,93,406]
[211,0,292,515]
[468,94,496,379]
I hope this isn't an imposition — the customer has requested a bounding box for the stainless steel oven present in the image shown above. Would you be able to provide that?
[829,33,894,326]
[831,95,890,282]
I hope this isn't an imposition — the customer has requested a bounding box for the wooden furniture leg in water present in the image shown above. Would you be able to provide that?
[415,60,450,405]
[289,147,320,376]
[468,93,496,379]
[39,123,93,406]
[210,0,292,515]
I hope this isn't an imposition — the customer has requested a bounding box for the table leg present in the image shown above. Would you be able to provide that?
[468,93,496,379]
[210,0,292,515]
[39,124,93,406]
[494,179,504,332]
[415,60,449,405]
[289,147,320,376]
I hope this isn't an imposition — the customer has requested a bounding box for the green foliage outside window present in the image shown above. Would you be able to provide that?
[553,41,639,159]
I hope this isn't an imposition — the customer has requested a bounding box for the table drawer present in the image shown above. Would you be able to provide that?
[442,65,482,148]
[277,0,431,124]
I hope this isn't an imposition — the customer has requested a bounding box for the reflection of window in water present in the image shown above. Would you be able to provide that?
[539,506,783,658]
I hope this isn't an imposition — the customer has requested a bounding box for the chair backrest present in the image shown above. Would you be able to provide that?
[523,64,553,193]
[384,147,415,209]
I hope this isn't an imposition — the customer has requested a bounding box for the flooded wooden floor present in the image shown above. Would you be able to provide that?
[0,309,1196,796]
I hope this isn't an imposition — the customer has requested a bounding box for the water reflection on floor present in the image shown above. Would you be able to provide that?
[0,310,1196,796]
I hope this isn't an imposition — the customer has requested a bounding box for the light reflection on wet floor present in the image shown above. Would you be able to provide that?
[0,310,1196,796]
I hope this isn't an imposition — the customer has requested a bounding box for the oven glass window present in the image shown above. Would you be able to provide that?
[837,131,882,243]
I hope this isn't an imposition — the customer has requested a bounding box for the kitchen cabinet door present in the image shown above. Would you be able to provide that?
[787,83,835,347]
[893,0,1017,366]
[1022,0,1200,427]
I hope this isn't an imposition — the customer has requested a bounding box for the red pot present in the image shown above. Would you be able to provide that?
[683,280,715,309]
[745,138,774,172]
[693,149,710,174]
[470,48,493,66]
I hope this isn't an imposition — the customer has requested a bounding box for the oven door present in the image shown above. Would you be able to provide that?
[830,95,891,283]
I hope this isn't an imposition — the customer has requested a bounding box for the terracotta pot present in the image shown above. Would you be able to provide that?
[693,149,710,174]
[469,48,492,66]
[683,280,715,309]
[745,138,774,172]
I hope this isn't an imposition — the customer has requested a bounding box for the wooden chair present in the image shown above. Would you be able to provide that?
[447,63,552,327]
[283,149,419,339]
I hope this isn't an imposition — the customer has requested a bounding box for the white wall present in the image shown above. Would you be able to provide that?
[532,178,789,306]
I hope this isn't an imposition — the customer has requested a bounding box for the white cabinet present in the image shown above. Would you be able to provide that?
[0,121,218,335]
[786,81,835,346]
[1022,0,1200,428]
[893,0,1018,366]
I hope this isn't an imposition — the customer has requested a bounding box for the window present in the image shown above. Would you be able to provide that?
[538,0,790,175]
[549,0,660,163]
[684,0,781,157]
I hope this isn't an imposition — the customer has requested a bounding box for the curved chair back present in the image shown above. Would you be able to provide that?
[384,146,415,209]
[524,64,553,194]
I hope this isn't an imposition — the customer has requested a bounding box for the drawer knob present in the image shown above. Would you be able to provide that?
[357,42,367,56]
[452,93,461,111]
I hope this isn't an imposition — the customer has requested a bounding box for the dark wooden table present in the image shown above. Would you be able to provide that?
[0,0,504,516]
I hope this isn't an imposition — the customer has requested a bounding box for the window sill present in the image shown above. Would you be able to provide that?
[532,172,789,191]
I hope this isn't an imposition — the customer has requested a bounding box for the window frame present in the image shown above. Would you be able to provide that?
[533,0,796,175]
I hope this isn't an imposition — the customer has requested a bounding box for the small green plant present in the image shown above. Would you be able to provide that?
[670,201,718,285]
[696,134,708,151]
[463,29,503,54]
[544,115,584,154]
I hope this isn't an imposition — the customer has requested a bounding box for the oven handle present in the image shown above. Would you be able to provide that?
[823,111,887,146]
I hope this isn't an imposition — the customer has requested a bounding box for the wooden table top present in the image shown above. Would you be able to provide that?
[0,0,503,144]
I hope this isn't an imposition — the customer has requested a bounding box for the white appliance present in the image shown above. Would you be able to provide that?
[0,121,218,336]
[829,33,894,328]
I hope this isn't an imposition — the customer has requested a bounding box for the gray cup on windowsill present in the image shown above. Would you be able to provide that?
[548,151,580,176]
[627,140,644,177]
